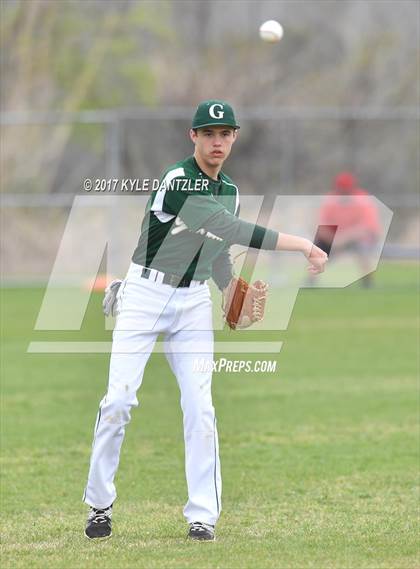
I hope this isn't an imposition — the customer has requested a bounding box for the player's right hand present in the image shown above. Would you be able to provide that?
[305,244,328,274]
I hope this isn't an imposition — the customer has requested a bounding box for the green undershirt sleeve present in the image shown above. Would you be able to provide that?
[168,191,278,250]
[164,184,278,250]
[201,210,279,250]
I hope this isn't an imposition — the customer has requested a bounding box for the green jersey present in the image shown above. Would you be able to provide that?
[132,155,278,286]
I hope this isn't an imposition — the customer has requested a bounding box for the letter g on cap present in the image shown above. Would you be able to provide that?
[209,103,224,119]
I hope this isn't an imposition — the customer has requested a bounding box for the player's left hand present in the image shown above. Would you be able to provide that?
[305,244,328,274]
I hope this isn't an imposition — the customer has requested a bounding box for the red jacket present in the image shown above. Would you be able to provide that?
[318,188,381,243]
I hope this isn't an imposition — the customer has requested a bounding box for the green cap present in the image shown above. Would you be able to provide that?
[192,100,240,130]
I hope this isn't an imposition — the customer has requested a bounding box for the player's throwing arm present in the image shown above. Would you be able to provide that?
[275,233,328,274]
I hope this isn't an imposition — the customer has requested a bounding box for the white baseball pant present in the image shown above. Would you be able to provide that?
[83,262,221,526]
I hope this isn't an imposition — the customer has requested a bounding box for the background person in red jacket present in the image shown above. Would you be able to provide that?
[314,172,382,288]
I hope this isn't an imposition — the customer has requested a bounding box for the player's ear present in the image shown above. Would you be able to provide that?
[232,128,239,143]
[189,128,198,144]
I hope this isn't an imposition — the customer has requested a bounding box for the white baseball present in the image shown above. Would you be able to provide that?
[259,20,284,43]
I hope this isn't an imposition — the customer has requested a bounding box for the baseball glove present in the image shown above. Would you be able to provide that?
[222,277,269,330]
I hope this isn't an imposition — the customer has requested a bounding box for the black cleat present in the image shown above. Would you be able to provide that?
[85,505,112,539]
[188,521,215,541]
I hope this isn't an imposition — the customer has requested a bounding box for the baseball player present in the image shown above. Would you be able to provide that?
[83,100,328,541]
[314,172,381,288]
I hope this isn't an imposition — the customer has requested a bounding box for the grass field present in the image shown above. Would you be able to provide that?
[1,261,419,569]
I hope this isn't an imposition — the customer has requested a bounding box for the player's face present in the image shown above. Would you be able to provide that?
[190,126,237,168]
